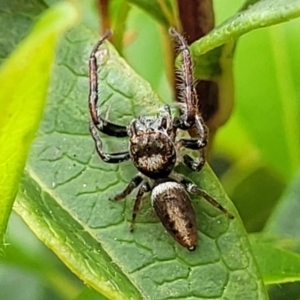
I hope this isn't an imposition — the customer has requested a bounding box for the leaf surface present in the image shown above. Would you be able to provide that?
[252,241,300,284]
[265,169,300,239]
[262,169,300,297]
[14,24,268,299]
[0,1,79,248]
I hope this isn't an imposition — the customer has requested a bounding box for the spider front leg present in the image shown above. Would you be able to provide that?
[179,176,234,219]
[170,27,209,172]
[89,29,128,137]
[169,27,196,128]
[89,121,130,163]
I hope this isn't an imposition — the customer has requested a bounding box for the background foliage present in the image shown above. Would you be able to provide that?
[1,0,300,299]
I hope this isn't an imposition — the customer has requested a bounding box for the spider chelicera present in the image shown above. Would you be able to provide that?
[88,28,234,251]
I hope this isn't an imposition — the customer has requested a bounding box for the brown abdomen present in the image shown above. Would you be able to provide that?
[151,179,197,251]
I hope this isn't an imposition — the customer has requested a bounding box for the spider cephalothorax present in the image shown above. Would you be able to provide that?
[88,28,233,251]
[128,105,176,179]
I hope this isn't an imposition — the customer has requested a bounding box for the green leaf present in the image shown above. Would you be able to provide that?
[265,168,300,238]
[203,1,300,180]
[0,0,47,63]
[262,169,300,297]
[187,1,300,149]
[223,165,285,232]
[252,241,300,284]
[3,212,84,298]
[0,1,79,249]
[127,0,173,26]
[268,283,300,300]
[75,288,108,300]
[13,25,268,298]
[191,0,300,56]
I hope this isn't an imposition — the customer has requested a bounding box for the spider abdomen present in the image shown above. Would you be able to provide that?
[151,178,197,251]
[129,132,176,179]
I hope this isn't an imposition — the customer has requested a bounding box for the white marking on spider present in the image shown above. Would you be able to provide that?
[151,181,183,204]
[138,154,165,171]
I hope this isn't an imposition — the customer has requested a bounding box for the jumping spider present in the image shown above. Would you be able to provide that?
[88,28,234,251]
